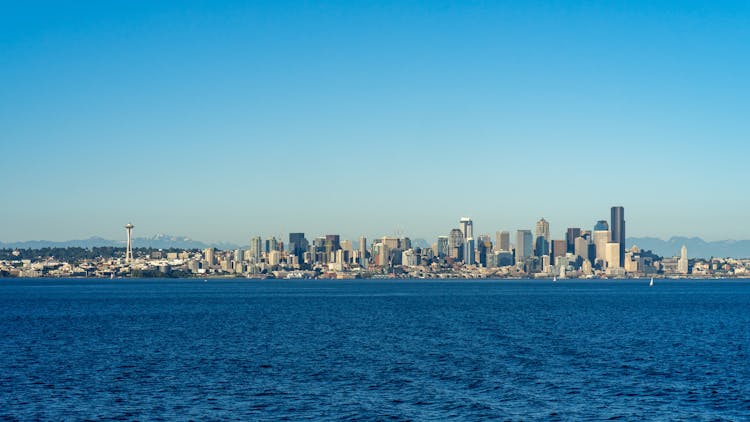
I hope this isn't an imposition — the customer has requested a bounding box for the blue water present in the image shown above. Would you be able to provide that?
[1,279,748,420]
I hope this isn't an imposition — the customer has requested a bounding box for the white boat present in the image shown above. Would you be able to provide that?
[649,277,654,287]
[552,276,557,282]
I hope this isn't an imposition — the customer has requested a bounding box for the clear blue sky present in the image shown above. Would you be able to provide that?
[2,1,748,244]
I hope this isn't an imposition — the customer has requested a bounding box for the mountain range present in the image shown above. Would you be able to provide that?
[1,235,749,259]
[627,237,750,259]
[0,234,240,251]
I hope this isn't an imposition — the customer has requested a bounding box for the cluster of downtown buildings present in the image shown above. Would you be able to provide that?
[3,206,750,279]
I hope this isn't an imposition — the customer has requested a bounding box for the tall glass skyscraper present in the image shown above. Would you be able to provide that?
[611,206,625,266]
[516,230,533,264]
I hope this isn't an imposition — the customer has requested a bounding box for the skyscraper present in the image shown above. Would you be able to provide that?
[605,242,621,269]
[593,220,610,265]
[574,236,589,261]
[459,217,473,240]
[249,236,263,262]
[551,240,567,262]
[535,218,550,242]
[678,245,689,274]
[496,231,510,252]
[611,206,626,266]
[289,233,308,264]
[566,228,581,253]
[464,237,475,265]
[516,230,533,264]
[437,236,449,258]
[449,229,464,261]
[359,236,367,265]
[325,235,341,256]
[534,218,550,258]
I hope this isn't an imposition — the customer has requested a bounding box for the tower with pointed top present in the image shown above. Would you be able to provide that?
[125,223,134,263]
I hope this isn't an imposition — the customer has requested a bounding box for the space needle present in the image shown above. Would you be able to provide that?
[125,223,134,263]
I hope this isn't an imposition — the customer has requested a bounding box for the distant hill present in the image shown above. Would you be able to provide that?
[0,234,241,251]
[627,237,750,259]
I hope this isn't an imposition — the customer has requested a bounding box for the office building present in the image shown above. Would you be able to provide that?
[325,235,341,254]
[535,218,550,242]
[566,228,581,253]
[678,245,689,274]
[289,233,308,264]
[449,229,464,260]
[551,240,567,261]
[359,236,367,265]
[611,206,626,265]
[516,230,533,264]
[496,231,510,251]
[464,238,475,265]
[437,236,449,258]
[460,217,474,240]
[250,236,263,262]
[574,236,589,261]
[593,220,610,265]
[605,242,621,269]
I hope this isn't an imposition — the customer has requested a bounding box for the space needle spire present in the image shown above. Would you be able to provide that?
[125,223,134,263]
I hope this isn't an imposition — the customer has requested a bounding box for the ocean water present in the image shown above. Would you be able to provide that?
[1,279,748,420]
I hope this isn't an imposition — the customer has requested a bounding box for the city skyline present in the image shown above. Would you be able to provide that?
[2,2,749,243]
[7,205,750,279]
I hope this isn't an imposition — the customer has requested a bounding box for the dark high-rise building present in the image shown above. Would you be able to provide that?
[551,240,567,262]
[566,228,581,253]
[534,236,549,257]
[325,235,341,255]
[289,233,308,264]
[610,206,625,265]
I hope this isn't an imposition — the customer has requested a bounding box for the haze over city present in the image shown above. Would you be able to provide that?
[2,1,749,244]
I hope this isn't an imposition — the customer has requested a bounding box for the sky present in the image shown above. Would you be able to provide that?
[1,1,749,245]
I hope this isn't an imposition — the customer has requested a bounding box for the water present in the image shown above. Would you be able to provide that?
[1,279,748,420]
